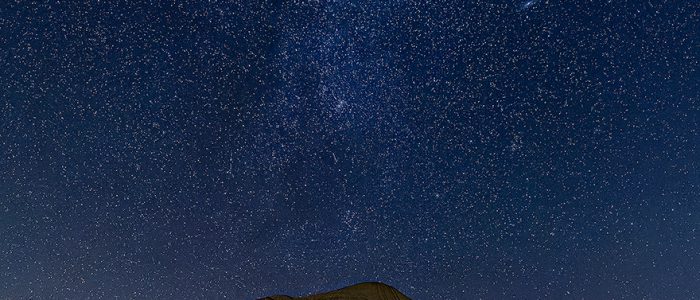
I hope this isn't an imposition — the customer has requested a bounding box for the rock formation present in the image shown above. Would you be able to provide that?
[260,282,411,300]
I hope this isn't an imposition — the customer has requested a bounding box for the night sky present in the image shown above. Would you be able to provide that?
[1,1,698,299]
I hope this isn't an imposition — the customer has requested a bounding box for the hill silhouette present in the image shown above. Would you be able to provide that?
[260,282,411,300]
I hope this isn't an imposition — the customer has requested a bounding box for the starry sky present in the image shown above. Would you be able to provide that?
[0,1,698,299]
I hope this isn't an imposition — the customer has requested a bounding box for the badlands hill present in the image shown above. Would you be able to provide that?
[260,282,411,300]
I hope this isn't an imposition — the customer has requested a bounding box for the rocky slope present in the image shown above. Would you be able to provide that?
[260,282,411,300]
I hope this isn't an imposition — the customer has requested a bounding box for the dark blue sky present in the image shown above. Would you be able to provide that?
[1,1,698,299]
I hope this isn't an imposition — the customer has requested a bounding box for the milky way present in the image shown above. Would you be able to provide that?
[0,1,698,299]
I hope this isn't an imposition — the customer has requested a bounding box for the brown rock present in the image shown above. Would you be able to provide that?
[260,282,411,300]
